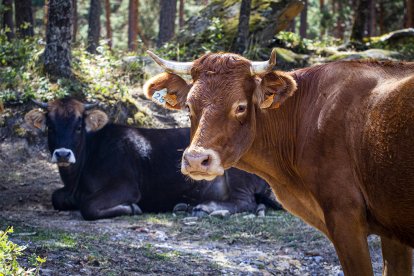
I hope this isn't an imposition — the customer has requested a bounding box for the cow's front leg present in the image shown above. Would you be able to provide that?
[324,208,373,276]
[381,235,412,276]
[80,185,141,220]
[192,200,255,217]
[52,188,77,211]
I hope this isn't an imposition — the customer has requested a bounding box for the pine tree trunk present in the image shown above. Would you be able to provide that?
[2,0,15,40]
[157,0,177,47]
[128,0,138,51]
[179,0,185,29]
[105,0,112,48]
[406,0,414,28]
[14,0,34,37]
[232,0,251,54]
[87,0,101,53]
[299,0,307,38]
[72,0,77,42]
[351,0,369,41]
[367,0,376,37]
[44,0,72,78]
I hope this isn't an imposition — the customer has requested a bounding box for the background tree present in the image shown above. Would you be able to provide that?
[351,0,369,42]
[44,0,72,78]
[2,0,14,40]
[232,0,251,54]
[87,0,101,53]
[14,0,34,37]
[105,0,112,48]
[128,0,138,51]
[72,0,77,42]
[299,0,307,38]
[179,0,185,29]
[157,0,177,47]
[405,0,414,27]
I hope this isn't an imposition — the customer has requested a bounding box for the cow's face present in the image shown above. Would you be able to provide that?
[25,99,108,167]
[144,50,297,180]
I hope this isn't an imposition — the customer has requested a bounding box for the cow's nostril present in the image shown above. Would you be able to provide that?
[201,156,210,166]
[63,151,71,157]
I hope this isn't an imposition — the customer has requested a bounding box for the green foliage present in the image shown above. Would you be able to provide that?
[0,227,46,276]
[158,17,227,60]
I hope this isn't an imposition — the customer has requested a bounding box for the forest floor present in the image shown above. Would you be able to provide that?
[0,139,387,276]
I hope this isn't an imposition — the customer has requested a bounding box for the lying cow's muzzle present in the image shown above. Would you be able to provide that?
[181,147,224,181]
[51,148,76,167]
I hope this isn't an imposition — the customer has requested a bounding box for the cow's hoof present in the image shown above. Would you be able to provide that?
[131,204,142,215]
[255,203,266,217]
[173,203,189,214]
[191,209,209,217]
[209,210,230,218]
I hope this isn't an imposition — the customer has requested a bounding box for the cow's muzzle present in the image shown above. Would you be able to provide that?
[181,147,224,181]
[51,148,76,167]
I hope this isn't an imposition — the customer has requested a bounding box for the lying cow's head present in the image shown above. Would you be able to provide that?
[144,50,297,180]
[25,98,108,167]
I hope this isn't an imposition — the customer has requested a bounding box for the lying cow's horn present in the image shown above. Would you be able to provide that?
[250,48,277,75]
[31,99,48,109]
[147,50,193,75]
[84,102,99,110]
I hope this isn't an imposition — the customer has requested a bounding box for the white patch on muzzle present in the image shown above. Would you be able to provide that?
[51,148,76,164]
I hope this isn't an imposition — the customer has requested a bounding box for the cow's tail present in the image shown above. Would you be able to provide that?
[254,190,283,211]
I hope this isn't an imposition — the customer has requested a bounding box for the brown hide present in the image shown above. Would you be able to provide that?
[145,54,414,275]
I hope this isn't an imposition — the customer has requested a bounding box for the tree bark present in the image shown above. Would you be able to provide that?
[351,0,369,41]
[105,0,112,48]
[14,0,34,37]
[299,0,307,38]
[44,0,72,78]
[87,0,101,53]
[406,0,414,28]
[2,0,15,40]
[157,0,177,47]
[367,0,376,37]
[128,0,138,51]
[179,0,185,29]
[232,0,251,54]
[72,0,77,42]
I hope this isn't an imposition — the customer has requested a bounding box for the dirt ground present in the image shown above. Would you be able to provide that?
[0,139,387,276]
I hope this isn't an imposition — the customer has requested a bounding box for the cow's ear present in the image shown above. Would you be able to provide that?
[85,110,108,132]
[255,71,297,109]
[143,72,190,110]
[25,109,47,131]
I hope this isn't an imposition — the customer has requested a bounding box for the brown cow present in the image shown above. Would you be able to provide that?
[143,49,414,275]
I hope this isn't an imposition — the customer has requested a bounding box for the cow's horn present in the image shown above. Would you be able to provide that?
[84,102,99,110]
[31,99,48,109]
[250,48,277,75]
[147,50,193,75]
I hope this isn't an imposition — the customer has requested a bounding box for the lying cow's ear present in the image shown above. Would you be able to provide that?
[25,109,47,131]
[85,110,108,132]
[143,72,190,110]
[255,71,297,109]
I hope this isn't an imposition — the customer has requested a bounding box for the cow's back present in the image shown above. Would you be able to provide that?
[358,74,414,244]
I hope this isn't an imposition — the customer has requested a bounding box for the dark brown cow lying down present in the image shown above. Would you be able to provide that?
[25,98,281,220]
[144,49,414,275]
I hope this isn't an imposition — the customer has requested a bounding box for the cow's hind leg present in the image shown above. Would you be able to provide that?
[192,201,256,217]
[381,236,412,276]
[52,188,77,211]
[80,185,141,220]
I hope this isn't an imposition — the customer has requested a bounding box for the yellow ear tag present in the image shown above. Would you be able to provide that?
[164,94,178,107]
[260,94,275,109]
[152,89,167,105]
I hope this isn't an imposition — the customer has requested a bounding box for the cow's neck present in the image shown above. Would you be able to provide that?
[238,70,314,187]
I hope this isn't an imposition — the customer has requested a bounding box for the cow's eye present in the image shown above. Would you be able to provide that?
[76,125,82,133]
[236,104,247,114]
